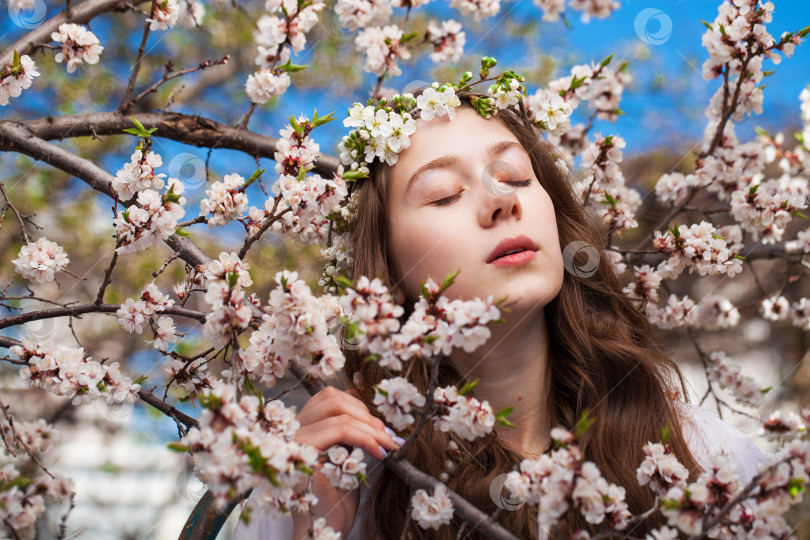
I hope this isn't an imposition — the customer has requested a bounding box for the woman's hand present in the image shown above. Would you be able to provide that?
[290,386,400,539]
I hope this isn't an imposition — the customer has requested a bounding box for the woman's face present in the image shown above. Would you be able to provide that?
[386,106,565,316]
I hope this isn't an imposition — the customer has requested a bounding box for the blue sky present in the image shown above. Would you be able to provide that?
[3,1,809,178]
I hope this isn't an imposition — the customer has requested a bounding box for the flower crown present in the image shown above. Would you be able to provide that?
[319,58,531,294]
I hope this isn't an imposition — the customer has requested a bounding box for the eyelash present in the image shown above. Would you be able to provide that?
[431,179,533,207]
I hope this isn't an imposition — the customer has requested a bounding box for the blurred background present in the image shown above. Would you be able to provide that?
[1,0,809,537]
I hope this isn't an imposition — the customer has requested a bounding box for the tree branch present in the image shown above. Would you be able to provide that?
[0,0,132,66]
[0,302,206,330]
[3,111,341,178]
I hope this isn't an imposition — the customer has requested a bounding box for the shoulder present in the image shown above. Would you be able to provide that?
[673,400,765,486]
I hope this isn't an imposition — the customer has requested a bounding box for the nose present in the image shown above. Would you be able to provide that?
[477,169,523,227]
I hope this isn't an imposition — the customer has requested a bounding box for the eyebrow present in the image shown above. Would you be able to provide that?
[404,140,527,197]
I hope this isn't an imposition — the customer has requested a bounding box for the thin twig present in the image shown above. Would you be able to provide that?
[56,492,76,540]
[0,181,33,244]
[95,250,119,304]
[119,0,158,111]
[0,395,55,479]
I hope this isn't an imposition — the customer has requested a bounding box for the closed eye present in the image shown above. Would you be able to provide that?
[431,179,533,207]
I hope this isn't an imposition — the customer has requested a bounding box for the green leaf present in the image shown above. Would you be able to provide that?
[400,31,419,43]
[573,409,594,439]
[787,478,805,499]
[133,375,148,385]
[199,392,223,410]
[167,442,190,452]
[174,228,193,237]
[496,416,517,428]
[700,20,713,30]
[12,49,21,69]
[569,74,587,90]
[599,54,614,68]
[495,406,516,427]
[458,379,479,396]
[280,59,308,73]
[661,419,671,445]
[374,385,389,397]
[333,274,354,289]
[130,115,146,133]
[243,168,266,190]
[440,268,461,292]
[342,169,368,181]
[122,128,142,136]
[671,221,680,240]
[227,271,238,288]
[313,108,336,127]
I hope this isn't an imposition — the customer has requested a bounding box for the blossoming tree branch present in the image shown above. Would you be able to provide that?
[1,0,810,538]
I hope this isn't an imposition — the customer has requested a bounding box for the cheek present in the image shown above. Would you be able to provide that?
[390,213,468,294]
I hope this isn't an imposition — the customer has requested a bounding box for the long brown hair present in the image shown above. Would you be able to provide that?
[337,89,703,538]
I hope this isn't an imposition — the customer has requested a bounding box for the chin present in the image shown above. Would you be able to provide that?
[498,284,557,314]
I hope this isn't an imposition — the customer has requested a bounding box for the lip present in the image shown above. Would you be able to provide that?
[489,250,537,267]
[486,234,539,264]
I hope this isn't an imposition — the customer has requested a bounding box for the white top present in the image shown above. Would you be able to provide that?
[230,401,765,540]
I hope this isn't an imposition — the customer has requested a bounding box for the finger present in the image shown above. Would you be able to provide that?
[296,415,399,460]
[297,388,387,433]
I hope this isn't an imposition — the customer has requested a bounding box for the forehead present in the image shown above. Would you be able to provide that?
[390,107,523,186]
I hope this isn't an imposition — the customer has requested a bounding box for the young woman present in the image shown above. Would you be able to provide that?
[232,87,764,540]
